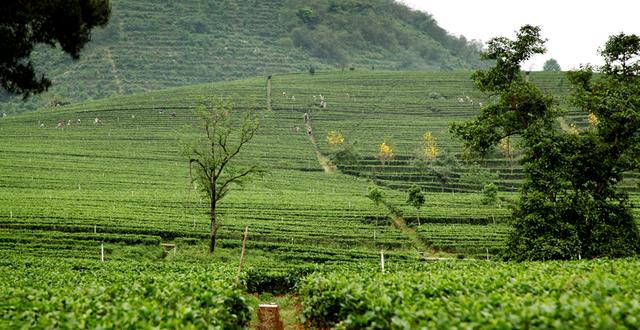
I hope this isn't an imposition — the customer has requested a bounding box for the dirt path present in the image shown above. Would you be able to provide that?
[387,211,450,260]
[389,213,429,253]
[304,122,336,173]
[105,48,125,95]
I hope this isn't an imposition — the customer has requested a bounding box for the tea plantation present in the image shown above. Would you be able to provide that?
[1,0,485,113]
[1,70,639,328]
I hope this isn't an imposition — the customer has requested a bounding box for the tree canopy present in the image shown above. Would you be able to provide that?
[452,25,640,261]
[0,0,111,98]
[543,58,561,71]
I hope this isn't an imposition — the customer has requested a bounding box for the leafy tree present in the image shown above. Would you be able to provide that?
[406,185,426,225]
[543,58,561,72]
[330,141,360,167]
[1,1,111,97]
[183,99,262,254]
[366,186,384,207]
[451,25,640,261]
[481,183,498,205]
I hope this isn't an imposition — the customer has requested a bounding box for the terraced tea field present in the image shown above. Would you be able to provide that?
[1,0,484,114]
[1,71,639,266]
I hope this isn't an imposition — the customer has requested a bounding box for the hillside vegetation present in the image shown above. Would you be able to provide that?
[2,70,640,328]
[2,70,638,264]
[1,0,484,113]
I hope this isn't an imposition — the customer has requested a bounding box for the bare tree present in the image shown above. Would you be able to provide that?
[183,98,261,254]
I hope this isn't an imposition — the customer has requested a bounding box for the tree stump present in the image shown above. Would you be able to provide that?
[258,304,283,330]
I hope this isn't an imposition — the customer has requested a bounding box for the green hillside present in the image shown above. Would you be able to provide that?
[2,70,640,328]
[1,0,484,114]
[2,70,638,264]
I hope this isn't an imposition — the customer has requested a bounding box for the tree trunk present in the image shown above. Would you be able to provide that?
[209,197,218,254]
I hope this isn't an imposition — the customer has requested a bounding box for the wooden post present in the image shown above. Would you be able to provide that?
[380,249,385,274]
[161,243,177,258]
[266,76,272,112]
[101,242,104,262]
[258,304,283,330]
[486,248,489,261]
[94,225,97,234]
[236,226,249,283]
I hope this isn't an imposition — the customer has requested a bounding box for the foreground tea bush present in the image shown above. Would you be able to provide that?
[0,256,251,329]
[299,259,640,329]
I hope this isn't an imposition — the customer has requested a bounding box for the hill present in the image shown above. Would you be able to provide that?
[1,0,485,114]
[3,71,640,327]
[2,70,638,264]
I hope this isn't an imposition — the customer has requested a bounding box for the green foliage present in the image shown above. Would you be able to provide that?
[406,184,425,210]
[0,70,634,264]
[481,182,498,205]
[543,58,561,72]
[243,264,321,294]
[452,25,640,261]
[330,141,361,167]
[299,259,640,329]
[470,25,546,93]
[291,25,349,65]
[0,256,251,329]
[296,8,319,26]
[600,33,640,77]
[459,163,497,189]
[1,0,486,113]
[0,0,111,97]
[366,186,384,206]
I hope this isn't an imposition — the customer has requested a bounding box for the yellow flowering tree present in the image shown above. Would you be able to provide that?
[326,131,345,147]
[422,132,439,162]
[377,140,394,165]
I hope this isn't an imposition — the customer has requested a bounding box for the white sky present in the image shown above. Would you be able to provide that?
[400,0,640,71]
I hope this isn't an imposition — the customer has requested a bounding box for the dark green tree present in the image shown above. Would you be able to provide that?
[406,185,426,225]
[543,58,561,72]
[562,33,640,258]
[481,183,498,205]
[0,1,111,98]
[366,186,384,207]
[451,25,640,261]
